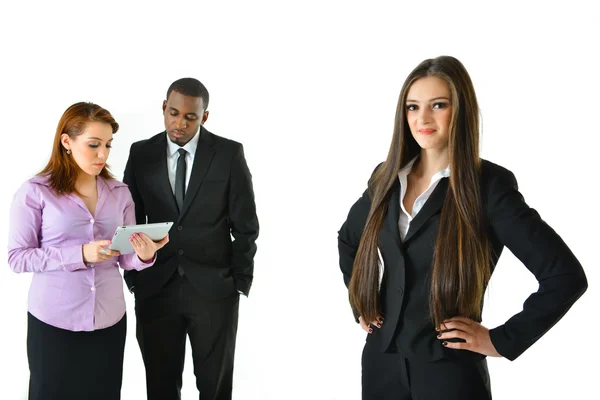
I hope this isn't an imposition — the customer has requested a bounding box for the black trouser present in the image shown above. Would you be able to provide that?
[362,338,492,400]
[135,272,240,400]
[27,312,127,400]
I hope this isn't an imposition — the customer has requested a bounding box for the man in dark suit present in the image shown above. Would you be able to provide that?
[123,78,258,400]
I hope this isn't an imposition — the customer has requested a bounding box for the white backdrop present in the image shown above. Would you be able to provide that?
[0,1,597,399]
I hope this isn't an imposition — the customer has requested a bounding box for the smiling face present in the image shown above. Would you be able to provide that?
[405,76,453,152]
[162,90,209,146]
[61,121,113,177]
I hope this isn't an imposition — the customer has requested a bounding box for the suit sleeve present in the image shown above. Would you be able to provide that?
[338,163,382,288]
[228,144,258,297]
[338,164,382,322]
[122,143,146,291]
[487,169,588,361]
[338,189,372,289]
[338,186,373,323]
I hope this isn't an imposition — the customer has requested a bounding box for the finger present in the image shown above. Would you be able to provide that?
[438,329,469,341]
[141,235,156,251]
[157,234,169,246]
[96,240,112,247]
[438,320,472,333]
[96,253,112,262]
[131,242,143,257]
[136,233,153,247]
[371,319,383,328]
[359,317,373,333]
[95,248,111,260]
[442,341,471,351]
[130,233,143,248]
[135,233,151,242]
[98,246,120,257]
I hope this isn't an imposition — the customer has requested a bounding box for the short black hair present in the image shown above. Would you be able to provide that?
[166,78,210,110]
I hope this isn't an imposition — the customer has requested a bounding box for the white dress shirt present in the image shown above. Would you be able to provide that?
[166,130,200,194]
[398,157,451,240]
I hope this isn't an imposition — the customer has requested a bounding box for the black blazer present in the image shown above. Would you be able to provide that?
[338,160,587,362]
[123,127,259,300]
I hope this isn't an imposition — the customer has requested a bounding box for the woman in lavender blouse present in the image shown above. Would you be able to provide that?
[7,102,169,400]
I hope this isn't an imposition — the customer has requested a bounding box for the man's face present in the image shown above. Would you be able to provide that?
[162,90,209,146]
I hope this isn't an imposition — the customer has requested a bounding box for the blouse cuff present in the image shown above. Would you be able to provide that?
[61,245,88,272]
[139,253,157,264]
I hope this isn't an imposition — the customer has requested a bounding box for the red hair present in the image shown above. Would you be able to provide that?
[39,102,119,195]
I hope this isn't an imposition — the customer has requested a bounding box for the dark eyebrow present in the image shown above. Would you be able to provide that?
[87,137,113,142]
[169,107,198,118]
[406,96,451,103]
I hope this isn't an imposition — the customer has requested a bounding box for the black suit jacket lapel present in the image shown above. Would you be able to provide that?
[403,177,449,243]
[150,133,179,213]
[179,126,216,220]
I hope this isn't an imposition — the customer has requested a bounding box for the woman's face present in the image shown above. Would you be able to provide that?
[61,121,113,177]
[405,76,452,152]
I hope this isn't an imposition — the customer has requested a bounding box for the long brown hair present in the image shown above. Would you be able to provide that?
[348,56,490,327]
[39,102,119,195]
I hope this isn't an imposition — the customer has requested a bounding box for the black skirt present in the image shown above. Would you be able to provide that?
[27,312,127,400]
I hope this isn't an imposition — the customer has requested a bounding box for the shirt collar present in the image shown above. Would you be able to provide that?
[398,157,419,179]
[166,129,200,158]
[398,156,451,183]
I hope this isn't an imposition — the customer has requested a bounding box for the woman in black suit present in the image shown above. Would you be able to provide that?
[337,55,587,400]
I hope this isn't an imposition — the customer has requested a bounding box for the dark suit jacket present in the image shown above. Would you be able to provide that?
[338,160,587,362]
[123,127,258,300]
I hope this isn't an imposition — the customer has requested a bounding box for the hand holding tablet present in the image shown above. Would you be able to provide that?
[82,240,121,263]
[107,222,173,255]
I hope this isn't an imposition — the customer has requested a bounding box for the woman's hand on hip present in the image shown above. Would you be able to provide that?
[359,315,384,334]
[437,316,502,357]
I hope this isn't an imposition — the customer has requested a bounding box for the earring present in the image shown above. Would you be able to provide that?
[66,149,71,155]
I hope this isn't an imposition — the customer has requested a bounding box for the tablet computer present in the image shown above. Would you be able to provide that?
[108,222,173,254]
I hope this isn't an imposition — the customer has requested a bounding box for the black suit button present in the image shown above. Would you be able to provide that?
[178,250,184,255]
[177,226,183,231]
[398,288,404,295]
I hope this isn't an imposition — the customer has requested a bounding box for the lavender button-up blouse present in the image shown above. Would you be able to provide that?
[8,175,154,332]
